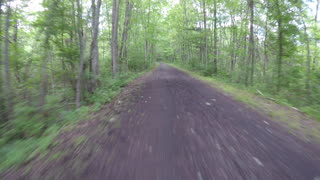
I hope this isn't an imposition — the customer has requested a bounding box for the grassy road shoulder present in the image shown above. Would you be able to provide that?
[170,64,320,144]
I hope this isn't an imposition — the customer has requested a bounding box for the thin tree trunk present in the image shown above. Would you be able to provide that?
[3,5,13,119]
[302,19,311,94]
[111,0,120,77]
[248,0,255,86]
[39,35,49,107]
[89,0,102,92]
[76,0,86,108]
[313,0,319,69]
[230,13,236,74]
[145,40,148,64]
[144,1,151,66]
[213,0,218,74]
[202,0,208,68]
[0,0,5,121]
[13,9,21,83]
[263,4,269,81]
[119,0,133,59]
[276,0,283,92]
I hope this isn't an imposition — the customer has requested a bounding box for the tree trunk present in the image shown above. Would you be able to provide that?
[75,0,86,108]
[213,0,218,74]
[248,0,255,86]
[263,5,269,81]
[313,0,319,69]
[202,0,208,68]
[145,40,149,65]
[3,5,13,119]
[230,13,236,75]
[89,0,102,92]
[119,0,133,62]
[0,0,5,122]
[39,36,49,107]
[276,1,283,92]
[111,0,120,77]
[301,17,311,96]
[13,9,21,83]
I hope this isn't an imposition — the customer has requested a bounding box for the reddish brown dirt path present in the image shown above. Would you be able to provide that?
[5,64,320,179]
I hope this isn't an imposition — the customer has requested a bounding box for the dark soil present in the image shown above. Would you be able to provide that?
[4,64,320,180]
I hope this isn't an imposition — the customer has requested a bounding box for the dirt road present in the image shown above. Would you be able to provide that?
[86,64,320,180]
[5,64,320,179]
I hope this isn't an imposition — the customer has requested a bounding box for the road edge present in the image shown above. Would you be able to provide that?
[169,63,320,144]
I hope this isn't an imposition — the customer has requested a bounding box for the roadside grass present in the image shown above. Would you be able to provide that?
[170,63,320,143]
[0,69,152,172]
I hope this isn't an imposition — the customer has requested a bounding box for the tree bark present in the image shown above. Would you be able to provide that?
[248,0,255,86]
[230,13,236,75]
[263,4,269,81]
[13,8,21,83]
[0,0,5,122]
[119,0,133,65]
[75,0,86,108]
[202,0,208,68]
[89,0,102,92]
[213,0,218,74]
[3,5,13,119]
[300,11,312,96]
[276,0,283,92]
[111,0,120,77]
[313,0,319,69]
[39,35,49,107]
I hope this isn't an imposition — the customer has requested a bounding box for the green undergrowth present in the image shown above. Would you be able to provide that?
[0,70,149,172]
[170,63,320,142]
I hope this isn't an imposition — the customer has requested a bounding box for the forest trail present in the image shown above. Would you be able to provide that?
[6,64,320,179]
[90,63,320,180]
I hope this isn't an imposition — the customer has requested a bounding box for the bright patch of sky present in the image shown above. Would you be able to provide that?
[9,0,320,22]
[307,1,319,18]
[171,0,180,6]
[11,0,44,12]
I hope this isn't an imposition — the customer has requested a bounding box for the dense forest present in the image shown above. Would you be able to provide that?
[0,0,319,170]
[166,0,320,116]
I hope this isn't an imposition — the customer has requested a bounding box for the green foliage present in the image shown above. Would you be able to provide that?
[0,125,59,172]
[88,72,143,105]
[301,106,320,121]
[4,96,63,141]
[0,68,145,172]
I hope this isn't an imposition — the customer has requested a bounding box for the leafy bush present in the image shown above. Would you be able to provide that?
[8,96,62,139]
[0,125,59,171]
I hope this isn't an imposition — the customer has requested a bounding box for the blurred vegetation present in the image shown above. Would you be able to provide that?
[0,71,146,171]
